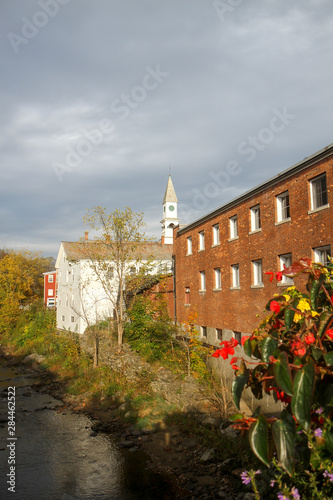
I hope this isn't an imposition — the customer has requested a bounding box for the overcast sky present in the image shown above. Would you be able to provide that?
[1,0,333,258]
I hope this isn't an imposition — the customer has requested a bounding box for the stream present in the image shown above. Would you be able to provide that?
[0,359,178,500]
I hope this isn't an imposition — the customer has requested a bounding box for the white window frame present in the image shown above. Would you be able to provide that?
[250,205,261,232]
[200,326,207,338]
[214,268,221,290]
[200,271,206,291]
[199,231,205,251]
[310,173,328,211]
[229,215,238,239]
[231,264,240,288]
[47,289,53,297]
[276,191,290,222]
[212,224,220,246]
[48,274,54,283]
[314,245,331,266]
[187,236,192,255]
[279,253,293,284]
[216,328,222,341]
[252,259,263,286]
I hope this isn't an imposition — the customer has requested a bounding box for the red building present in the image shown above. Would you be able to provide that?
[43,271,57,308]
[172,143,332,347]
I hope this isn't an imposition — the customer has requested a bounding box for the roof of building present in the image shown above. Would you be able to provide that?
[61,240,173,262]
[178,141,333,235]
[163,175,178,204]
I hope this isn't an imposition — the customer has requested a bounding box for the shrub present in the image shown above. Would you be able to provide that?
[213,258,333,499]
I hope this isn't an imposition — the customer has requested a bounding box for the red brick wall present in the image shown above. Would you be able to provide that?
[173,150,332,339]
[144,275,175,322]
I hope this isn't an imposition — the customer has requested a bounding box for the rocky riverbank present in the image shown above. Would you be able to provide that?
[0,347,264,499]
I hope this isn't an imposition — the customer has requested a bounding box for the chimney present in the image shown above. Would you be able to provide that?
[84,231,89,241]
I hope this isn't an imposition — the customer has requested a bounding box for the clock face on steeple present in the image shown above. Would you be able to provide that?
[169,205,175,212]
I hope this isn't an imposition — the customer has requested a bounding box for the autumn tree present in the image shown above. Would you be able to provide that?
[78,206,154,349]
[0,250,54,334]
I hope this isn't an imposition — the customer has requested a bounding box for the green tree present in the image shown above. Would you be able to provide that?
[79,206,154,349]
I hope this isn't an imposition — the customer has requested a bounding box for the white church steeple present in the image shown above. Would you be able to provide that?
[161,175,179,245]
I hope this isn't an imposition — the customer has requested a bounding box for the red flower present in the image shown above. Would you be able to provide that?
[265,272,275,282]
[272,319,282,329]
[212,339,238,360]
[268,387,291,404]
[265,271,283,282]
[270,300,281,314]
[304,333,315,345]
[325,329,333,340]
[291,339,306,357]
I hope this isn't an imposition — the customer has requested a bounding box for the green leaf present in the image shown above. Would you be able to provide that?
[232,372,249,410]
[324,351,333,367]
[243,337,253,357]
[291,363,315,430]
[274,351,293,396]
[229,413,244,422]
[284,307,295,331]
[249,415,270,467]
[311,347,323,362]
[261,336,278,363]
[272,412,296,475]
[310,276,325,310]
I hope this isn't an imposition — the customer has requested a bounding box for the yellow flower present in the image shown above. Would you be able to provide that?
[283,294,291,302]
[294,313,302,323]
[287,286,296,292]
[297,299,311,312]
[311,310,319,317]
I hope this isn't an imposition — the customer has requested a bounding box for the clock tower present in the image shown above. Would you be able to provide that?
[161,175,179,245]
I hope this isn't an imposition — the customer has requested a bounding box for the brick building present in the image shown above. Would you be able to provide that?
[172,143,332,348]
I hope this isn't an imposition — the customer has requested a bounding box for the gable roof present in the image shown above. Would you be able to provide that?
[60,240,173,262]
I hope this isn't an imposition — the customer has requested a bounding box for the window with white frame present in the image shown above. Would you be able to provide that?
[231,264,240,287]
[216,328,222,341]
[314,245,331,266]
[212,224,220,245]
[200,326,207,338]
[199,231,205,251]
[214,268,221,289]
[48,274,54,283]
[250,205,261,231]
[276,191,290,222]
[200,271,206,291]
[71,316,75,323]
[187,236,192,255]
[279,253,293,284]
[310,173,328,211]
[229,215,238,239]
[47,289,53,296]
[252,259,263,286]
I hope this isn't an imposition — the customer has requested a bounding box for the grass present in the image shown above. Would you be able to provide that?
[1,303,258,466]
